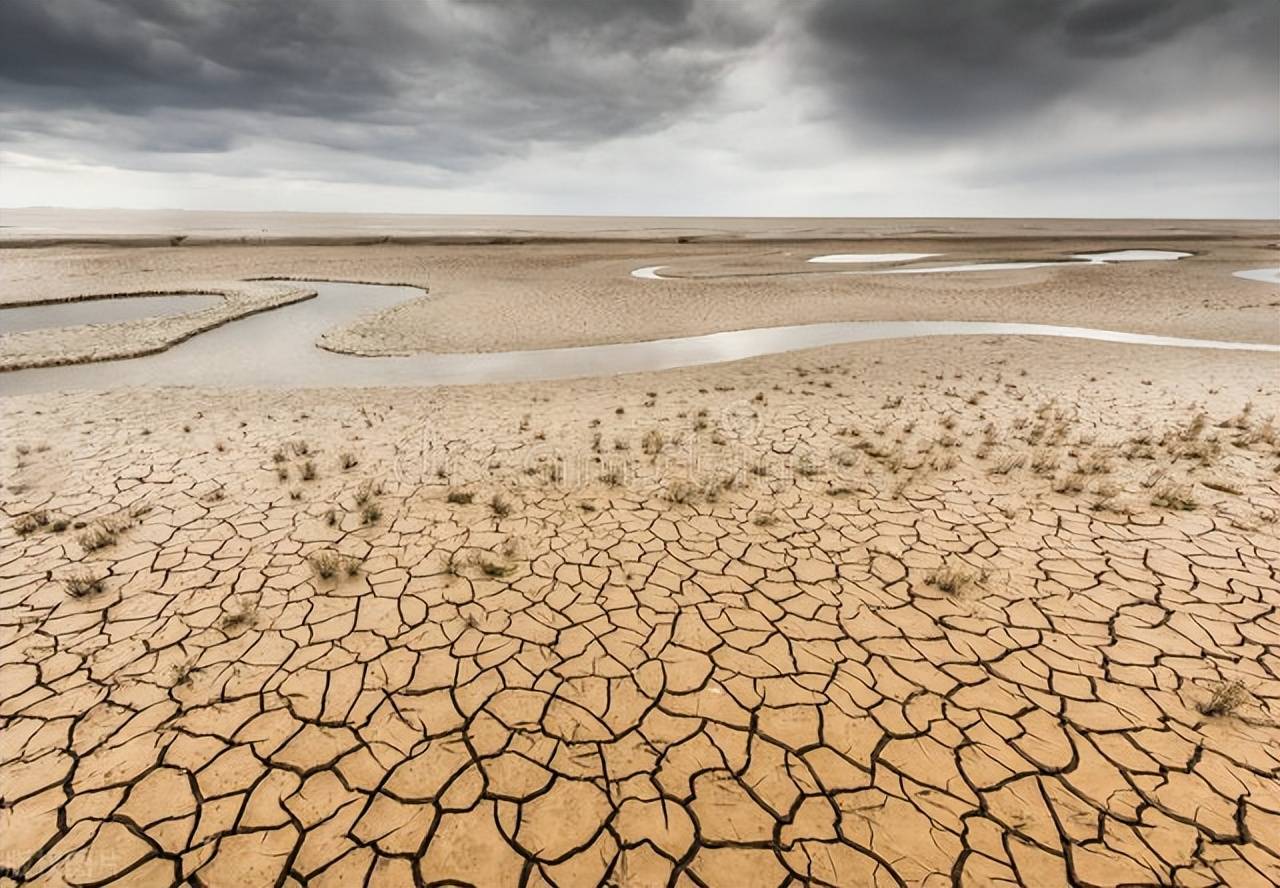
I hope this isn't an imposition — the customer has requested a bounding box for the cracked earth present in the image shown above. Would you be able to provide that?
[2,330,1278,887]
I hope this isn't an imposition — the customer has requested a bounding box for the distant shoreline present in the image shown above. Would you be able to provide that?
[0,208,1275,247]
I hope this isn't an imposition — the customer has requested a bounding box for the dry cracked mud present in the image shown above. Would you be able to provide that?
[2,330,1278,887]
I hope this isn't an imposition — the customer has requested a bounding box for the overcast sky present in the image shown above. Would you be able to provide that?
[1,0,1276,217]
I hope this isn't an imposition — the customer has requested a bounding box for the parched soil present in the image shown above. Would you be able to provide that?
[2,330,1278,887]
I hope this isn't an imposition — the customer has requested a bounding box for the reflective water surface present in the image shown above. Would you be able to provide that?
[0,293,224,335]
[1,280,1275,395]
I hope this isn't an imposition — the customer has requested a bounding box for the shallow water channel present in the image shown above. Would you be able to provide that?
[0,280,1276,395]
[0,293,224,335]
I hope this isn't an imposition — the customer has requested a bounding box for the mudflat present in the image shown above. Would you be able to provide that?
[1,219,1278,887]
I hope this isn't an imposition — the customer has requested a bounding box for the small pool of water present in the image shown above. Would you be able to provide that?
[1073,250,1191,262]
[1234,268,1280,285]
[0,293,224,334]
[862,250,1191,276]
[809,253,940,263]
[0,280,1275,395]
[633,249,1192,280]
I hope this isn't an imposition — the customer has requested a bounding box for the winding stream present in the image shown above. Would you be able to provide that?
[0,279,1275,395]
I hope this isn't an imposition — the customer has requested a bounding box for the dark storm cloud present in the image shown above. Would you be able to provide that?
[802,0,1279,138]
[0,0,770,165]
[0,0,1275,215]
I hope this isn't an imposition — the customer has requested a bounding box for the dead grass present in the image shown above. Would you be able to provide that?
[992,452,1026,475]
[489,493,512,517]
[309,550,340,579]
[63,571,103,598]
[1199,679,1249,716]
[218,599,258,633]
[169,658,199,688]
[926,563,990,596]
[1052,472,1086,494]
[664,479,699,504]
[478,554,515,577]
[14,510,50,536]
[446,489,475,504]
[1150,481,1198,511]
[76,515,130,552]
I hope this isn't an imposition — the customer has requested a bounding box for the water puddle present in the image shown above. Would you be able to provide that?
[809,253,940,263]
[1233,268,1280,284]
[633,249,1191,280]
[1,280,1275,395]
[630,266,668,280]
[0,293,224,335]
[1074,250,1191,262]
[859,250,1191,276]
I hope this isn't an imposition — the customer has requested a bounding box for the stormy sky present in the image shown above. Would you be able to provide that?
[1,0,1276,217]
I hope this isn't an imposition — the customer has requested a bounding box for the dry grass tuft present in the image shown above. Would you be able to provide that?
[1150,481,1197,511]
[309,550,340,579]
[219,599,258,633]
[642,428,665,456]
[14,510,50,536]
[926,564,990,597]
[1199,679,1249,716]
[64,571,103,598]
[478,554,515,578]
[664,479,699,505]
[76,515,130,552]
[992,452,1026,475]
[489,493,512,518]
[446,489,475,504]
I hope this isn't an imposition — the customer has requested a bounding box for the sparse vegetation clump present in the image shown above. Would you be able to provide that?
[1052,472,1086,494]
[1030,448,1060,476]
[310,550,340,579]
[355,478,381,507]
[339,451,359,470]
[446,489,475,505]
[1199,679,1249,716]
[219,599,258,632]
[361,501,383,525]
[489,493,512,518]
[992,452,1026,475]
[76,515,130,552]
[478,554,515,577]
[925,563,990,597]
[64,571,103,598]
[169,658,198,688]
[664,479,699,505]
[301,459,317,481]
[1150,481,1198,511]
[642,428,665,456]
[1078,450,1113,475]
[14,510,50,536]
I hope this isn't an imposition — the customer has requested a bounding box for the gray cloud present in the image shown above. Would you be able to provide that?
[0,0,1275,216]
[0,0,771,166]
[801,0,1278,139]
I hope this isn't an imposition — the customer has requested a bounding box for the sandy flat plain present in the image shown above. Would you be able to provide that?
[1,214,1278,887]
